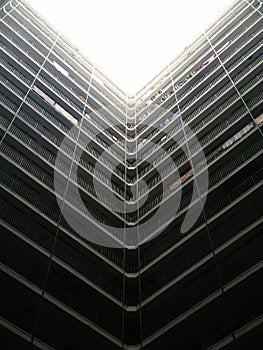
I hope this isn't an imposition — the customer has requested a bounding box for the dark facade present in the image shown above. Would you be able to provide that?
[0,0,262,349]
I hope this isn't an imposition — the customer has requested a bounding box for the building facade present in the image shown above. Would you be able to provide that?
[0,0,262,348]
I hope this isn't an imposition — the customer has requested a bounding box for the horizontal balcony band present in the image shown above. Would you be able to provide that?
[135,102,257,197]
[0,88,127,183]
[206,314,263,350]
[135,0,251,108]
[0,45,127,150]
[0,317,55,350]
[135,8,261,128]
[0,199,123,270]
[0,82,262,227]
[0,127,127,223]
[0,34,127,135]
[135,32,261,137]
[3,83,260,216]
[0,105,128,211]
[6,2,127,109]
[0,263,123,347]
[136,138,262,246]
[134,64,262,174]
[142,261,263,347]
[0,127,259,235]
[0,119,262,238]
[135,0,247,103]
[18,1,126,101]
[0,160,126,246]
[128,166,263,275]
[0,133,261,257]
[0,165,123,270]
[141,213,263,304]
[0,219,124,306]
[1,199,261,312]
[133,127,261,225]
[0,120,127,217]
[0,23,262,153]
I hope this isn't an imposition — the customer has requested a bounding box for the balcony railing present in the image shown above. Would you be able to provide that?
[0,86,127,181]
[135,135,262,246]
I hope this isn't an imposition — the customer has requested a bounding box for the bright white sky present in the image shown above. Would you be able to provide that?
[27,0,235,94]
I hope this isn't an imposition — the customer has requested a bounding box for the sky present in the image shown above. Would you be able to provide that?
[27,0,235,94]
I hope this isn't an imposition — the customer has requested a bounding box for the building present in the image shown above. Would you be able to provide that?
[0,0,262,348]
